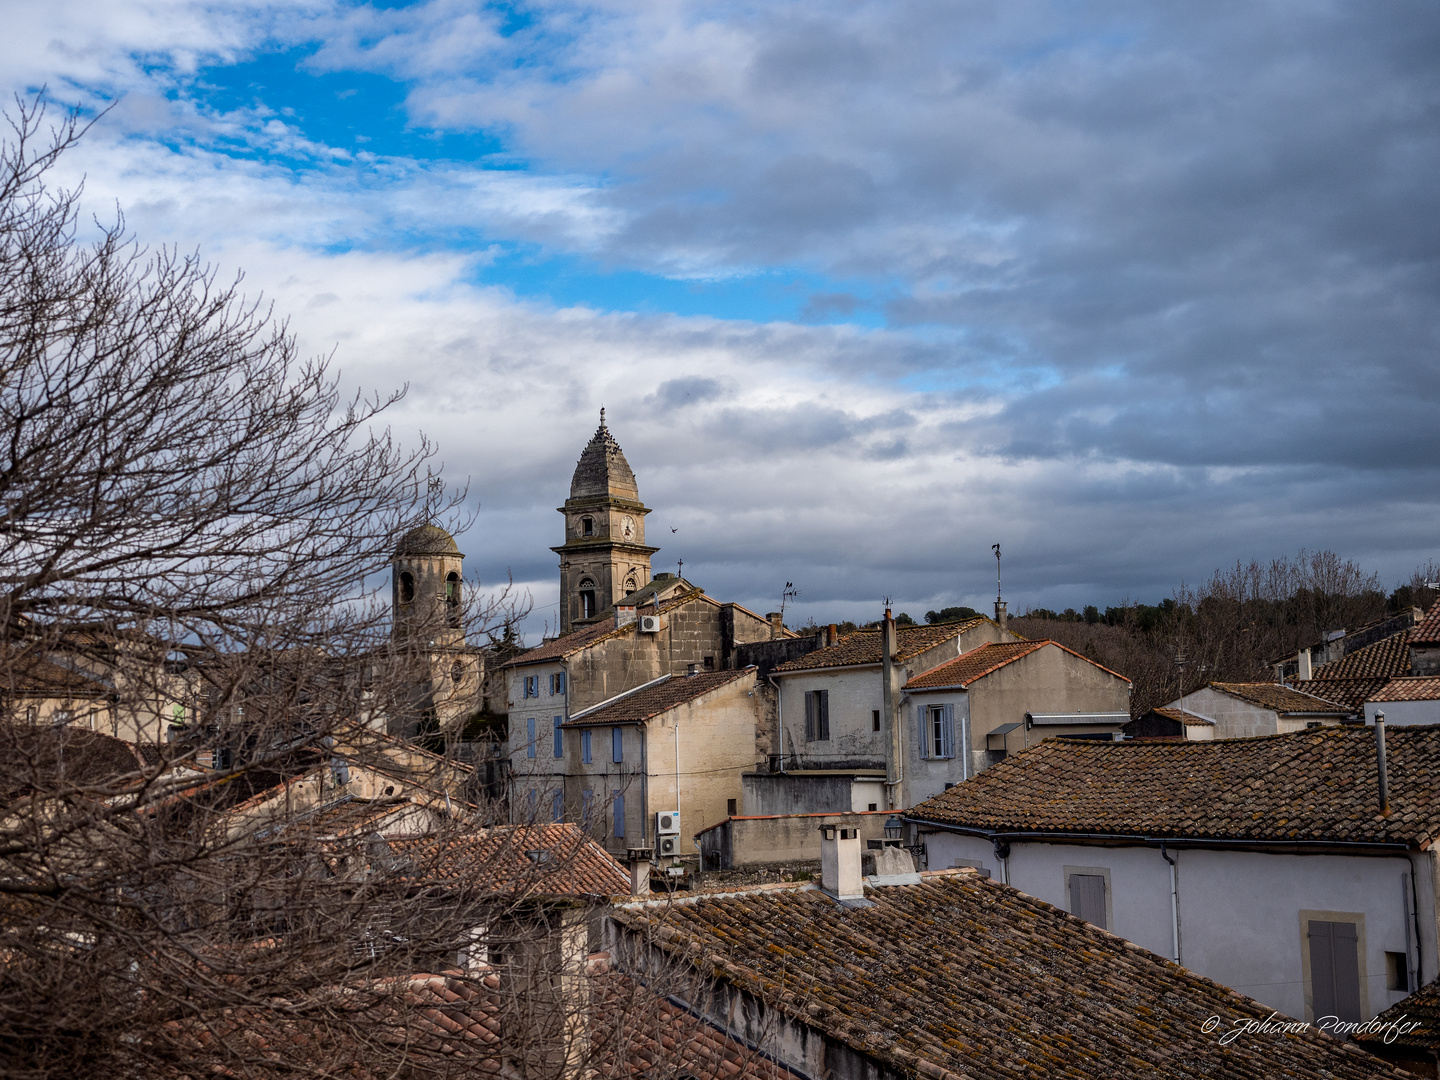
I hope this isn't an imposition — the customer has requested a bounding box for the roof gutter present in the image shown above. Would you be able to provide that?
[903,817,1416,856]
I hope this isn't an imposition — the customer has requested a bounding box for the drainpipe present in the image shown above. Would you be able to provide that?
[992,837,1010,885]
[1160,841,1180,964]
[1376,712,1391,817]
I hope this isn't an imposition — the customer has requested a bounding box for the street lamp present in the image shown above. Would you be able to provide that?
[884,816,904,842]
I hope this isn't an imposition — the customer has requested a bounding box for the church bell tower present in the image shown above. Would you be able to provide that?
[553,410,658,635]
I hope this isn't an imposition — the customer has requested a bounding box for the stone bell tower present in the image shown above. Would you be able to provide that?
[552,410,658,635]
[392,523,466,647]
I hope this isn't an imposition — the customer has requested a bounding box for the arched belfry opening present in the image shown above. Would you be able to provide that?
[552,409,658,634]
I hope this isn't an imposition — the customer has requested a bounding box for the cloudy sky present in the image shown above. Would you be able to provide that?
[10,1,1440,637]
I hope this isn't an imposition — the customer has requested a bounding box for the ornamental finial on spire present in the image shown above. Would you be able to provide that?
[599,406,606,427]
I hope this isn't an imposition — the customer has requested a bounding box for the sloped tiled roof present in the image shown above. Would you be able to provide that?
[504,588,711,669]
[390,822,631,897]
[1412,601,1440,646]
[563,668,754,727]
[610,873,1407,1080]
[1291,677,1391,712]
[0,651,112,698]
[1372,677,1440,703]
[1208,681,1348,714]
[1152,706,1214,726]
[1354,977,1440,1054]
[1312,629,1414,679]
[771,618,995,674]
[906,725,1440,846]
[905,639,1129,690]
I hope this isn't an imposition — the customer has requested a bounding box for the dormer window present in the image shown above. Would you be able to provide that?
[581,517,594,537]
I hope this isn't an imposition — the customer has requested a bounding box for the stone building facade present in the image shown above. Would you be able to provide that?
[552,410,658,636]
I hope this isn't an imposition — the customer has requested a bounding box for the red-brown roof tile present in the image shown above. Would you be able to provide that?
[907,724,1440,846]
[1312,629,1415,679]
[610,872,1408,1079]
[1412,601,1440,646]
[771,618,998,674]
[1208,681,1349,714]
[904,639,1130,690]
[390,822,632,897]
[1291,677,1392,712]
[1371,677,1440,703]
[563,668,754,727]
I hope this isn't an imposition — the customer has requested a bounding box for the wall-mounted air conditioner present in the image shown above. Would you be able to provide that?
[658,835,681,856]
[639,614,662,633]
[656,810,681,836]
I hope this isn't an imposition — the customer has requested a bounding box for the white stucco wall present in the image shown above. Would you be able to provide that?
[1162,687,1280,738]
[1365,700,1440,726]
[921,830,1436,1023]
[776,666,886,767]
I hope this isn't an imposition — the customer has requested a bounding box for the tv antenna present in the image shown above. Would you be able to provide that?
[779,581,798,620]
[992,544,1002,603]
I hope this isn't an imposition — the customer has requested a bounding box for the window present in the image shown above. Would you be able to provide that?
[550,671,566,695]
[451,661,465,684]
[1068,873,1107,929]
[1386,951,1410,993]
[1309,920,1362,1022]
[523,675,539,699]
[582,729,593,764]
[581,517,594,537]
[872,709,881,732]
[612,726,624,763]
[703,655,715,671]
[613,792,625,838]
[445,572,460,625]
[804,689,830,741]
[867,802,878,811]
[727,798,737,816]
[921,704,955,759]
[624,573,638,594]
[552,790,564,823]
[526,718,536,759]
[399,571,415,603]
[553,717,564,758]
[579,578,597,619]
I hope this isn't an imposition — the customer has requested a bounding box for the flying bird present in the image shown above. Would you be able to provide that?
[670,526,679,532]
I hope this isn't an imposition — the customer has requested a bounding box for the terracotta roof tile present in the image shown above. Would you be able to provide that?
[563,668,754,727]
[1152,706,1214,726]
[1208,681,1349,714]
[1413,601,1440,646]
[1371,677,1440,703]
[906,724,1440,846]
[1354,977,1440,1054]
[610,873,1408,1079]
[1312,630,1415,679]
[905,639,1129,690]
[1291,677,1391,712]
[772,619,996,674]
[390,822,632,897]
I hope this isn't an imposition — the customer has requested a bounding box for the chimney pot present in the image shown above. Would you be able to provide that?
[994,599,1008,631]
[767,612,783,641]
[828,623,838,647]
[1296,648,1312,681]
[819,821,864,899]
[628,849,652,895]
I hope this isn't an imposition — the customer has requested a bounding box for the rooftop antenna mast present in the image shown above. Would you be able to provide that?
[991,544,1007,630]
[779,581,798,621]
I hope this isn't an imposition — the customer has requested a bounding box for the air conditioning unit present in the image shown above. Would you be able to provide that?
[655,810,681,836]
[658,835,681,857]
[639,614,662,633]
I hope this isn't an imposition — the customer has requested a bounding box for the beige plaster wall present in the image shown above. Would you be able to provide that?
[1161,686,1279,739]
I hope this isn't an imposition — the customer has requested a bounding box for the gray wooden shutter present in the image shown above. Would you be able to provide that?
[917,705,927,758]
[1069,874,1106,928]
[805,692,816,742]
[819,690,830,740]
[1310,921,1361,1022]
[941,704,955,758]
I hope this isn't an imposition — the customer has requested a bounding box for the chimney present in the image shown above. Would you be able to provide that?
[994,599,1007,631]
[1375,712,1391,817]
[1295,648,1312,681]
[767,612,783,641]
[616,604,637,628]
[627,848,652,895]
[819,823,864,899]
[881,608,901,810]
[828,623,839,647]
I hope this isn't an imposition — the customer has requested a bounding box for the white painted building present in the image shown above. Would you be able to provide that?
[1364,679,1440,726]
[906,725,1440,1026]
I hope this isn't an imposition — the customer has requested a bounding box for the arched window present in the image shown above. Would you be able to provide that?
[445,571,461,626]
[451,660,465,684]
[581,517,594,537]
[579,577,597,620]
[399,571,415,604]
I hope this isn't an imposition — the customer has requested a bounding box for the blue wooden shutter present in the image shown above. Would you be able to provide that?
[553,716,563,758]
[613,726,624,763]
[552,790,563,822]
[941,704,955,758]
[582,729,592,764]
[916,705,927,758]
[613,791,625,837]
[526,717,536,758]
